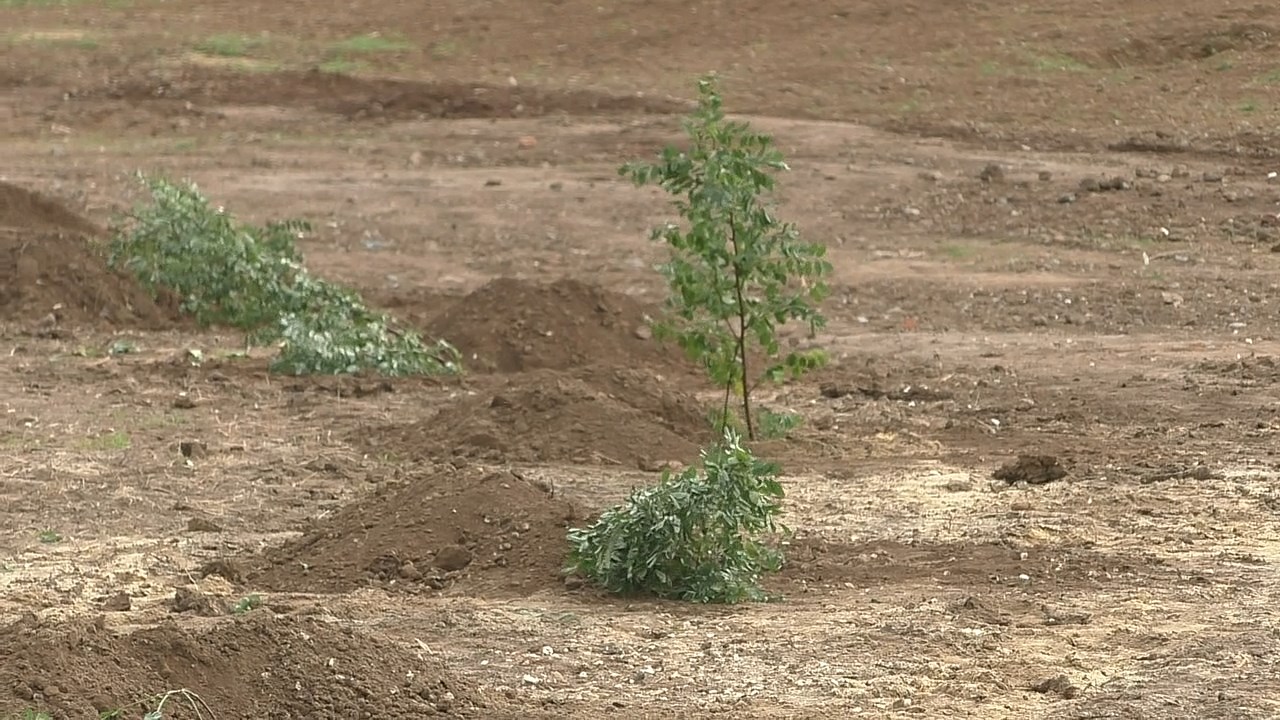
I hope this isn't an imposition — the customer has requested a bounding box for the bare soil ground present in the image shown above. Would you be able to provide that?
[4,0,1280,717]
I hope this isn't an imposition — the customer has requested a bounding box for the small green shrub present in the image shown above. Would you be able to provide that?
[566,427,787,603]
[621,74,832,440]
[108,174,461,377]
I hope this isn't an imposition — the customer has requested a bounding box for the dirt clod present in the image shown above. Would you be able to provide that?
[994,455,1069,485]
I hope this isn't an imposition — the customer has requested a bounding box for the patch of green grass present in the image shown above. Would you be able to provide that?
[329,32,412,54]
[1259,68,1280,85]
[194,33,265,58]
[318,57,364,74]
[12,711,52,720]
[428,38,460,59]
[37,530,61,544]
[0,0,128,6]
[5,31,100,49]
[232,594,263,614]
[941,243,977,260]
[1027,52,1090,73]
[980,51,1091,77]
[82,430,131,451]
[1240,99,1260,112]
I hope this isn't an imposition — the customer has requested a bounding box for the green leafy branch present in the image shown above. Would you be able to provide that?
[622,75,831,440]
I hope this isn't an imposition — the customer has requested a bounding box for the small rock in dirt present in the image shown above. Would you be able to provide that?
[433,544,473,572]
[633,324,652,341]
[1098,176,1130,191]
[408,150,424,167]
[484,179,502,187]
[173,394,197,409]
[978,163,1004,183]
[1057,193,1076,204]
[993,455,1067,485]
[564,575,585,590]
[186,517,223,533]
[179,440,206,458]
[398,560,423,581]
[101,592,131,612]
[1201,171,1224,183]
[549,181,564,191]
[1031,674,1082,699]
[1043,606,1092,626]
[197,558,245,583]
[1078,177,1100,192]
[919,170,944,182]
[170,585,227,616]
[1038,170,1053,181]
[1161,291,1184,307]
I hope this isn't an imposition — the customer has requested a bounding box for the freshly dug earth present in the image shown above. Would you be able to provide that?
[0,181,178,329]
[243,467,578,596]
[357,366,710,469]
[0,611,484,718]
[425,277,683,374]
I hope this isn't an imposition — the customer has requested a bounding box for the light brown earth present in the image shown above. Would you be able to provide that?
[3,0,1280,717]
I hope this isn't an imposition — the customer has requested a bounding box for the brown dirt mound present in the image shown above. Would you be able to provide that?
[1092,22,1278,66]
[357,366,710,469]
[0,611,485,718]
[94,67,688,121]
[242,467,578,596]
[0,181,179,329]
[426,277,684,374]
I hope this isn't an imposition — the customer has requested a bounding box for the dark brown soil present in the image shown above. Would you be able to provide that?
[0,181,179,329]
[85,67,689,121]
[425,277,683,374]
[243,467,579,596]
[0,611,485,718]
[7,0,1280,716]
[356,366,709,469]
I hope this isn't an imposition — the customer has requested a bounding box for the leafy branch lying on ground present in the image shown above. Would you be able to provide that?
[622,74,832,441]
[566,427,786,603]
[108,174,461,376]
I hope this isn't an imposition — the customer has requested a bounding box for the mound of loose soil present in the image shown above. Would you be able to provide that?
[93,66,688,121]
[242,467,578,596]
[358,366,709,469]
[0,611,484,718]
[0,181,178,328]
[425,277,684,374]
